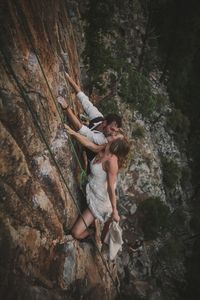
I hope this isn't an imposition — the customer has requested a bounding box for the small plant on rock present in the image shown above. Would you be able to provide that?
[132,123,145,139]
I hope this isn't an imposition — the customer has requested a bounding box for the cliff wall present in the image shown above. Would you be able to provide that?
[0,1,114,299]
[0,1,193,300]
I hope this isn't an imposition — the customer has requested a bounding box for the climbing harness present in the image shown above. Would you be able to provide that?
[0,2,121,295]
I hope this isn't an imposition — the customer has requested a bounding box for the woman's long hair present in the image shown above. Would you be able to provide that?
[109,137,130,168]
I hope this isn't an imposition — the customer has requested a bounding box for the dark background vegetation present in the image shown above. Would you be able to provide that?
[83,0,200,298]
[150,1,200,299]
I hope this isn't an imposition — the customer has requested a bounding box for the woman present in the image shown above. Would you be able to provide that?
[64,124,130,240]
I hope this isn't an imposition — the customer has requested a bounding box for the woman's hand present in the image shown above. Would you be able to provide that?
[64,124,75,136]
[111,208,120,222]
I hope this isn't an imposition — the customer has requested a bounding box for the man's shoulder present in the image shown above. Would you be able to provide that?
[91,131,107,144]
[92,130,104,134]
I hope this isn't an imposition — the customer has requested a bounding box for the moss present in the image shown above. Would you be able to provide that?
[138,197,170,240]
[132,123,145,139]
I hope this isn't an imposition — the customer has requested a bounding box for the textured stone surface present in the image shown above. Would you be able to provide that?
[0,1,114,299]
[0,1,193,300]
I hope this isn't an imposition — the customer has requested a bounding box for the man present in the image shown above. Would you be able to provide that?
[57,72,123,162]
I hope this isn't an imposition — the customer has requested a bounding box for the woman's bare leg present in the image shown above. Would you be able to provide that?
[71,208,95,240]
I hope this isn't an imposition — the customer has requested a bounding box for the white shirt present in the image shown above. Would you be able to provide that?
[77,91,107,145]
[77,91,104,120]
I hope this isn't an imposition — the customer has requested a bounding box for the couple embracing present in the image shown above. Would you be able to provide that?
[57,73,130,243]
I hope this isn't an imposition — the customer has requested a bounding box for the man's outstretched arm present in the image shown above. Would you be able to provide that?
[57,96,107,145]
[64,72,81,93]
[65,72,103,120]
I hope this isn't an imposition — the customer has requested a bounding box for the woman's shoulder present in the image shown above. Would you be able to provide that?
[109,154,118,162]
[105,155,118,171]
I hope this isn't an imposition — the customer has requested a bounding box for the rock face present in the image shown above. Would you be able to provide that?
[0,1,115,299]
[0,1,193,300]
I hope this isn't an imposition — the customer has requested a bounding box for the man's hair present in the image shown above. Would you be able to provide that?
[105,113,122,128]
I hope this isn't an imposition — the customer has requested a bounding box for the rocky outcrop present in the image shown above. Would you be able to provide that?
[0,1,115,299]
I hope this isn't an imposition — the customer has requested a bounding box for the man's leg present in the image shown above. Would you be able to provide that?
[76,91,104,121]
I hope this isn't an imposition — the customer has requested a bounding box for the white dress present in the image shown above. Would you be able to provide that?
[86,158,113,223]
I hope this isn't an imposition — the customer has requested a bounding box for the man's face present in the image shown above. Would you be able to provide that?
[103,121,119,138]
[103,121,124,142]
[106,132,124,142]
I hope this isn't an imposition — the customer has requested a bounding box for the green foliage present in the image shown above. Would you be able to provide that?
[84,1,163,118]
[161,157,181,189]
[83,0,115,91]
[150,1,200,298]
[166,109,190,144]
[138,197,170,240]
[132,123,145,139]
[97,97,119,115]
[152,0,200,186]
[153,93,169,113]
[119,67,161,118]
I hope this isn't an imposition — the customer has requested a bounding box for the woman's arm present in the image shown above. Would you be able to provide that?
[106,159,120,222]
[64,124,106,153]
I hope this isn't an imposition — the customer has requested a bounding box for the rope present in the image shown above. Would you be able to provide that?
[0,47,81,218]
[0,25,120,299]
[12,0,86,179]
